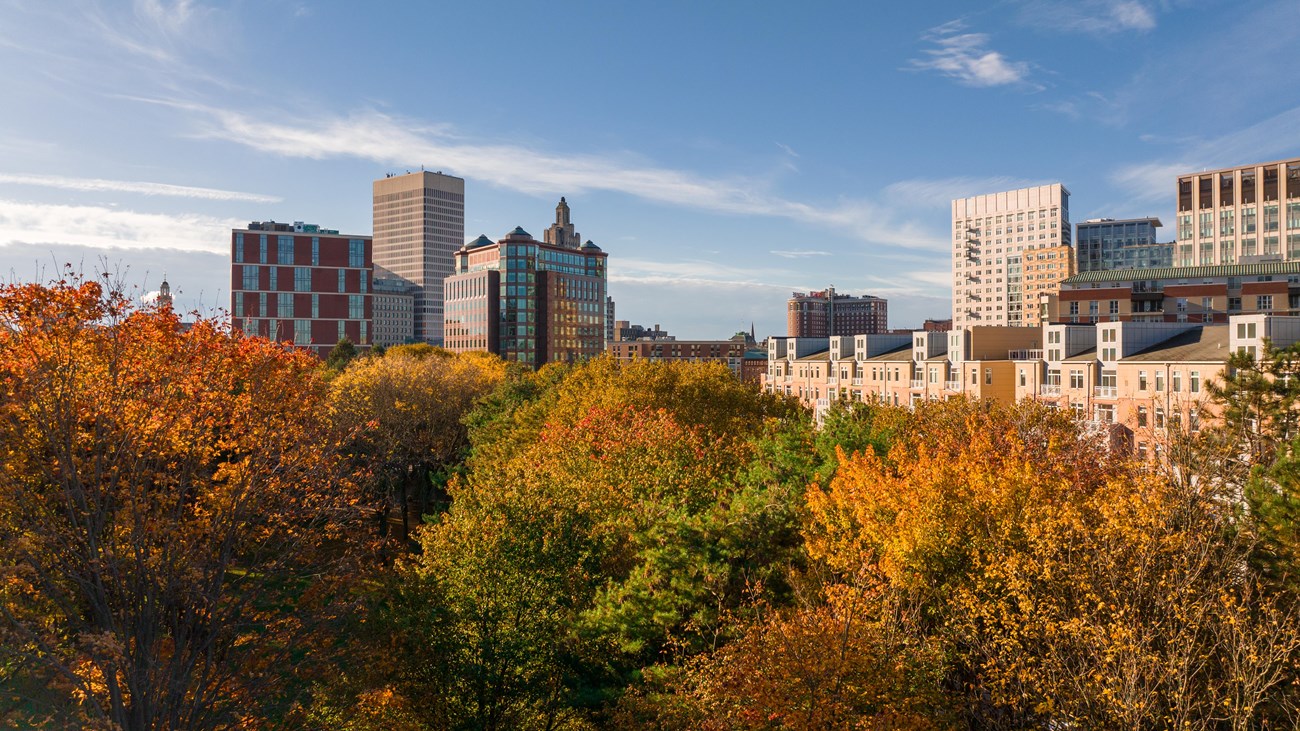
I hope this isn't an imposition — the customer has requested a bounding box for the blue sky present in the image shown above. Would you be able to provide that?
[2,0,1298,339]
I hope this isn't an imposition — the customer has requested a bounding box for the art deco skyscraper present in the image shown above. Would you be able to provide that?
[372,171,465,344]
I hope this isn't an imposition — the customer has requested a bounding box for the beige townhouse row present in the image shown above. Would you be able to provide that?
[762,315,1300,458]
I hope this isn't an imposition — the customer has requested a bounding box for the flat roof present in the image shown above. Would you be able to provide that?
[1177,157,1300,178]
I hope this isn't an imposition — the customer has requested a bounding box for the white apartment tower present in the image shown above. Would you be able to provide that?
[372,171,465,344]
[952,184,1071,329]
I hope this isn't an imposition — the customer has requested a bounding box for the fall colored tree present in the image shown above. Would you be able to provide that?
[0,276,361,729]
[326,347,507,540]
[801,398,1300,728]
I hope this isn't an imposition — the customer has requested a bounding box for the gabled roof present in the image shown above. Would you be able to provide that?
[1064,261,1300,285]
[1122,326,1230,363]
[793,349,831,362]
[1062,347,1098,363]
[863,345,913,362]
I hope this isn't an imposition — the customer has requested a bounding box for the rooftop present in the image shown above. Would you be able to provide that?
[1064,260,1300,285]
[1124,326,1230,363]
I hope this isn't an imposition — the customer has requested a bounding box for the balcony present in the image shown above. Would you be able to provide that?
[1094,386,1117,398]
[1008,349,1044,360]
[851,378,863,386]
[910,379,924,389]
[1039,384,1061,396]
[827,377,838,385]
[945,380,961,391]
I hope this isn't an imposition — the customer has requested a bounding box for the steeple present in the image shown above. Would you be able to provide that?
[158,276,172,308]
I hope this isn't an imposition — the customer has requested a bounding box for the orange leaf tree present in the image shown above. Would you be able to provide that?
[0,277,360,729]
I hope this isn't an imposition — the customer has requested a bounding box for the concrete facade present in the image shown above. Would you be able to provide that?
[1175,158,1300,267]
[952,184,1071,329]
[372,171,465,345]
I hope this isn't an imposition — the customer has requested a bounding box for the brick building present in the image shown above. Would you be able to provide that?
[230,221,372,358]
[786,286,888,337]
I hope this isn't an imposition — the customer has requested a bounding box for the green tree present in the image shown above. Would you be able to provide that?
[326,336,359,371]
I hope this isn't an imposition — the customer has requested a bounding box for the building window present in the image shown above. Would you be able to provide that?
[1019,369,1026,387]
[1137,406,1148,427]
[312,293,319,319]
[235,233,244,262]
[1190,370,1200,393]
[278,235,294,264]
[338,269,347,293]
[294,267,312,292]
[1173,371,1182,392]
[294,320,310,345]
[349,295,364,320]
[1155,406,1165,429]
[259,234,268,264]
[1156,371,1165,392]
[1069,369,1084,389]
[277,292,293,318]
[349,239,365,268]
[242,265,258,291]
[233,291,243,317]
[985,368,992,385]
[267,266,277,291]
[311,237,320,266]
[1258,295,1274,311]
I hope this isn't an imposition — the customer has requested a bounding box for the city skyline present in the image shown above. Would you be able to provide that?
[2,1,1300,338]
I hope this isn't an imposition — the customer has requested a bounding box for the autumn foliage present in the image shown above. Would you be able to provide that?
[5,277,1300,729]
[0,277,362,729]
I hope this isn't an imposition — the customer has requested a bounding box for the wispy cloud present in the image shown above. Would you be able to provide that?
[1111,104,1300,203]
[0,173,281,203]
[908,20,1034,89]
[0,199,242,253]
[770,249,832,259]
[143,99,947,251]
[88,0,220,62]
[884,176,1053,208]
[1015,0,1157,34]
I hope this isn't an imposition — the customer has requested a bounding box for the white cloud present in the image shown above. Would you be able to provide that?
[770,249,832,259]
[0,173,281,203]
[1111,104,1300,203]
[908,21,1033,88]
[1016,0,1156,34]
[884,176,1052,208]
[0,199,242,253]
[145,99,948,252]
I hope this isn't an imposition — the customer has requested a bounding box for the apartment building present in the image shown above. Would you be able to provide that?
[1174,158,1300,267]
[229,221,372,358]
[1046,260,1300,325]
[762,315,1300,455]
[787,287,888,337]
[953,184,1071,329]
[607,337,761,381]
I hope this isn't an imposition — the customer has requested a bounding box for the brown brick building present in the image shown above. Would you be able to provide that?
[787,286,887,337]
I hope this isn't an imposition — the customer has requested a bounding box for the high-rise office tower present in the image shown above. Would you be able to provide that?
[952,184,1071,329]
[372,171,465,344]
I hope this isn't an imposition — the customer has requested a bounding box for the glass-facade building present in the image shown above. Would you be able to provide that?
[444,226,607,367]
[1075,217,1172,273]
